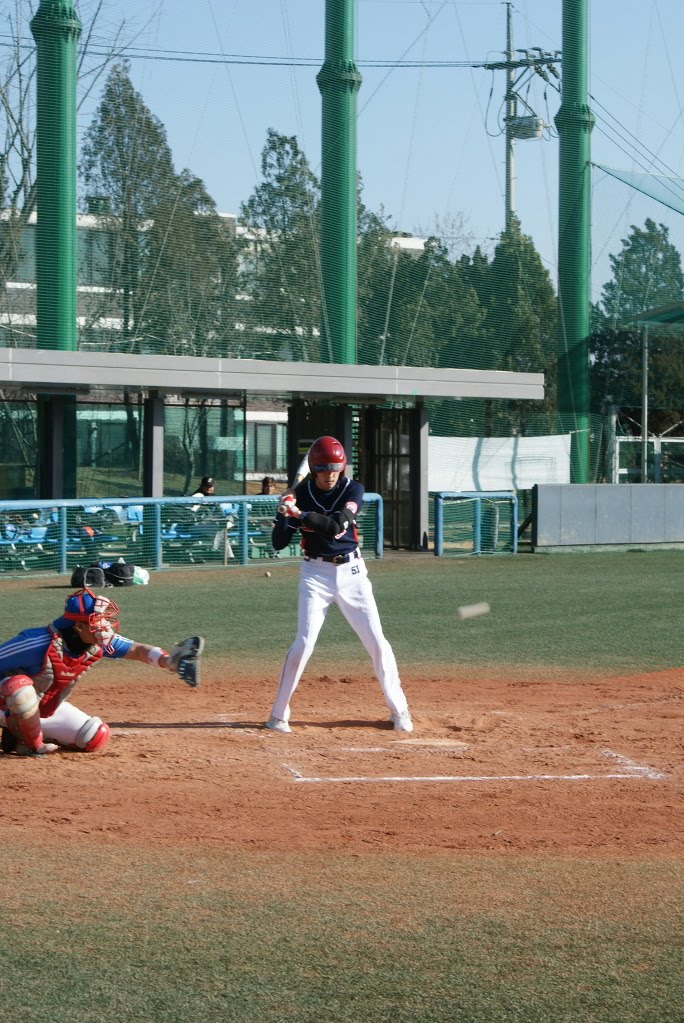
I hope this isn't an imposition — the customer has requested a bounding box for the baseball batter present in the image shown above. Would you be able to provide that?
[0,587,203,756]
[265,435,413,734]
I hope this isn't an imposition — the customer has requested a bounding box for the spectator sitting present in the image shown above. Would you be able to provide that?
[260,476,277,495]
[190,476,215,508]
[188,477,233,558]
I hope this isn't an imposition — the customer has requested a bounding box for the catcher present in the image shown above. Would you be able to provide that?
[0,586,203,756]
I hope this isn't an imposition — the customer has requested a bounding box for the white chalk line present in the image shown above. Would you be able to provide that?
[601,749,665,779]
[106,734,665,783]
[582,694,683,716]
[110,724,262,736]
[282,748,665,784]
[393,738,470,748]
[283,767,653,784]
[343,740,469,752]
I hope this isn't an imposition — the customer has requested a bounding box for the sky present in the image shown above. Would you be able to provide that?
[27,0,684,301]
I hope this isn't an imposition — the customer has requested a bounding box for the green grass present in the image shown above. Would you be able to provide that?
[1,847,682,1023]
[5,549,683,673]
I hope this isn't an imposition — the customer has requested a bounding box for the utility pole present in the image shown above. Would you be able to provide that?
[504,2,516,232]
[641,325,649,482]
[480,7,559,234]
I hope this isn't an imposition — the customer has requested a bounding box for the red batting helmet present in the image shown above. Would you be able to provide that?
[308,436,346,474]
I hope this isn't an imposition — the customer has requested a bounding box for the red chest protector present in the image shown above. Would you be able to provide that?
[33,628,103,718]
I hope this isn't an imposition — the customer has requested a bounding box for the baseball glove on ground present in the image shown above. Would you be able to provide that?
[168,635,205,688]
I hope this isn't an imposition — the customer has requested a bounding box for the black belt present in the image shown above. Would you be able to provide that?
[304,549,360,565]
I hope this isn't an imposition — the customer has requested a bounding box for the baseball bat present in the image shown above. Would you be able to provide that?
[277,446,312,510]
[290,445,313,489]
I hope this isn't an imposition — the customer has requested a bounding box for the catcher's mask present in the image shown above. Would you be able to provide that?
[62,587,120,645]
[308,436,346,474]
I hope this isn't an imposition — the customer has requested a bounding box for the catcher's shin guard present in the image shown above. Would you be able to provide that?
[0,675,44,753]
[75,716,110,752]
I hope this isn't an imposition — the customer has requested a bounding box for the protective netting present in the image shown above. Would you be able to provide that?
[0,1,683,502]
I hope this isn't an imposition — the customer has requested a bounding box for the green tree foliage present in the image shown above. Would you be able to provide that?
[80,61,176,347]
[239,130,323,361]
[358,208,557,434]
[357,201,395,365]
[599,218,684,325]
[139,170,241,357]
[591,315,684,436]
[592,220,684,436]
[357,196,482,369]
[80,62,241,466]
[461,219,558,433]
[405,238,482,368]
[80,62,240,354]
[479,218,557,375]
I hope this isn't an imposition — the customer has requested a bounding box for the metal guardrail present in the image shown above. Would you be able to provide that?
[433,491,518,557]
[0,494,384,576]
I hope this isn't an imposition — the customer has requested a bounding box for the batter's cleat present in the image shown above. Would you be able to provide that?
[391,712,414,733]
[265,717,291,734]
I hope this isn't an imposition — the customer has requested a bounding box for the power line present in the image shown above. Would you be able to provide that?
[591,93,684,185]
[0,36,500,69]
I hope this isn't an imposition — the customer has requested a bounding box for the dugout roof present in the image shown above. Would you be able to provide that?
[0,349,544,403]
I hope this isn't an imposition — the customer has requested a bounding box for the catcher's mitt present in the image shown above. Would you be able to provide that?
[169,635,204,688]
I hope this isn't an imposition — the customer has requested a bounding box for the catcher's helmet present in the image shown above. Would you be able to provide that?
[308,436,346,474]
[57,587,120,644]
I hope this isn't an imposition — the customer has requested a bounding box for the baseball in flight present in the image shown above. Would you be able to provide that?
[456,601,491,620]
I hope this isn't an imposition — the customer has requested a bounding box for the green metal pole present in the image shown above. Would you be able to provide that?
[554,0,594,483]
[317,0,361,364]
[31,2,81,499]
[31,1,82,352]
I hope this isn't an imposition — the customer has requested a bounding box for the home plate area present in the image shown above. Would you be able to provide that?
[280,741,665,784]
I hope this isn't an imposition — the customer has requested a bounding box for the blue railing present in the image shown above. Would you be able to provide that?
[433,491,518,557]
[0,493,384,575]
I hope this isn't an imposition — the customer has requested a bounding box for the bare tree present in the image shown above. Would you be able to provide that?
[0,1,142,321]
[415,212,475,262]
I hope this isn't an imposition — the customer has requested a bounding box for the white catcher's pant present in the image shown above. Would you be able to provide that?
[0,701,93,747]
[39,701,93,745]
[270,555,410,722]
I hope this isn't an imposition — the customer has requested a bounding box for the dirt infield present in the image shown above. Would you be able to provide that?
[1,661,682,856]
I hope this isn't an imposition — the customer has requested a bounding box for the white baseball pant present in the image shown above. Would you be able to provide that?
[0,701,94,747]
[269,555,410,723]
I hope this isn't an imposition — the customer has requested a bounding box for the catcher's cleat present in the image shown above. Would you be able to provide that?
[15,741,60,756]
[169,635,205,688]
[265,717,291,733]
[1,727,18,754]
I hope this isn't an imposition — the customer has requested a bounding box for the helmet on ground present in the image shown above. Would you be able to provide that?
[59,587,120,645]
[308,436,346,474]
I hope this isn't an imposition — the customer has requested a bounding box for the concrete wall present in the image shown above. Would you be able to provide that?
[532,484,684,548]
